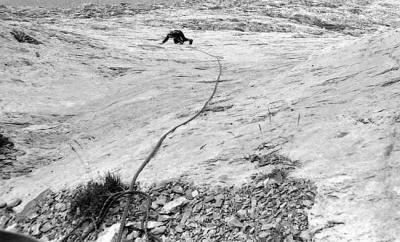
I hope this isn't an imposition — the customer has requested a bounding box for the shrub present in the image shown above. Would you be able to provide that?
[69,172,126,218]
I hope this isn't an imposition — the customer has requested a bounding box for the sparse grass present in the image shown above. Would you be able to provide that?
[69,172,126,218]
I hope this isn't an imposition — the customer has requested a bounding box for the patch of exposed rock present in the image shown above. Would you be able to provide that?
[1,166,316,241]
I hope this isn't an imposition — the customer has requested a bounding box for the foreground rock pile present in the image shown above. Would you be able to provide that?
[0,189,71,241]
[0,167,316,241]
[139,173,315,242]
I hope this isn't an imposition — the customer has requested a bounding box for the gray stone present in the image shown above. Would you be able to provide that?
[302,200,313,208]
[150,225,166,235]
[259,231,270,238]
[180,208,191,225]
[299,230,311,241]
[17,189,53,221]
[261,223,275,231]
[161,197,188,214]
[147,221,165,229]
[236,209,247,218]
[55,203,67,211]
[0,216,11,228]
[172,186,184,194]
[151,202,159,210]
[214,194,224,208]
[40,235,49,241]
[126,230,139,240]
[191,190,199,198]
[27,212,39,220]
[154,196,167,206]
[225,216,243,228]
[40,222,52,233]
[285,235,295,242]
[158,215,171,222]
[5,223,19,233]
[31,223,41,236]
[175,225,183,233]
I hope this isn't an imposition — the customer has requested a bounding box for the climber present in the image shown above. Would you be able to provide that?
[161,30,193,45]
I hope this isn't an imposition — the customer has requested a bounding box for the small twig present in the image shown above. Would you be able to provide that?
[258,124,263,135]
[69,143,91,176]
[268,107,272,123]
[297,113,301,126]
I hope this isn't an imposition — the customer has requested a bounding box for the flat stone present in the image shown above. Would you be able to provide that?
[0,215,11,228]
[55,203,67,211]
[251,198,257,208]
[31,223,41,236]
[151,202,159,210]
[154,196,167,206]
[191,190,199,198]
[236,209,247,218]
[126,221,141,229]
[302,200,313,208]
[171,186,184,194]
[7,198,22,208]
[185,189,193,199]
[259,231,271,238]
[261,223,275,231]
[126,230,139,240]
[158,215,172,222]
[225,216,243,228]
[214,194,224,207]
[147,221,165,229]
[40,222,52,233]
[175,225,183,233]
[17,189,53,221]
[180,208,191,224]
[151,225,166,235]
[299,230,311,241]
[285,235,295,242]
[134,238,146,242]
[161,197,188,214]
[40,235,49,241]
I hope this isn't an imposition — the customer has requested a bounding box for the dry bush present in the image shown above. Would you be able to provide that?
[69,172,126,218]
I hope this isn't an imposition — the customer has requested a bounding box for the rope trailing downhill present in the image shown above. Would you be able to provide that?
[115,46,223,242]
[60,46,223,242]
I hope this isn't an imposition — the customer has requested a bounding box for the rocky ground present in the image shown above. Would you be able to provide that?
[0,168,317,242]
[1,0,400,241]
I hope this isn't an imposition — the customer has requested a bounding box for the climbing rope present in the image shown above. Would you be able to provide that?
[61,46,223,242]
[115,46,223,242]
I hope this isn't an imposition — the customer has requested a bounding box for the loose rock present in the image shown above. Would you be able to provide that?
[225,215,244,228]
[161,197,188,214]
[151,225,166,235]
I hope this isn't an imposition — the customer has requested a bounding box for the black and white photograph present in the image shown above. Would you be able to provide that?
[0,0,399,241]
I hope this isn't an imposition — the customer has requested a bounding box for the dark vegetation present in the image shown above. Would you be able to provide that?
[0,133,14,151]
[0,133,18,179]
[69,172,127,218]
